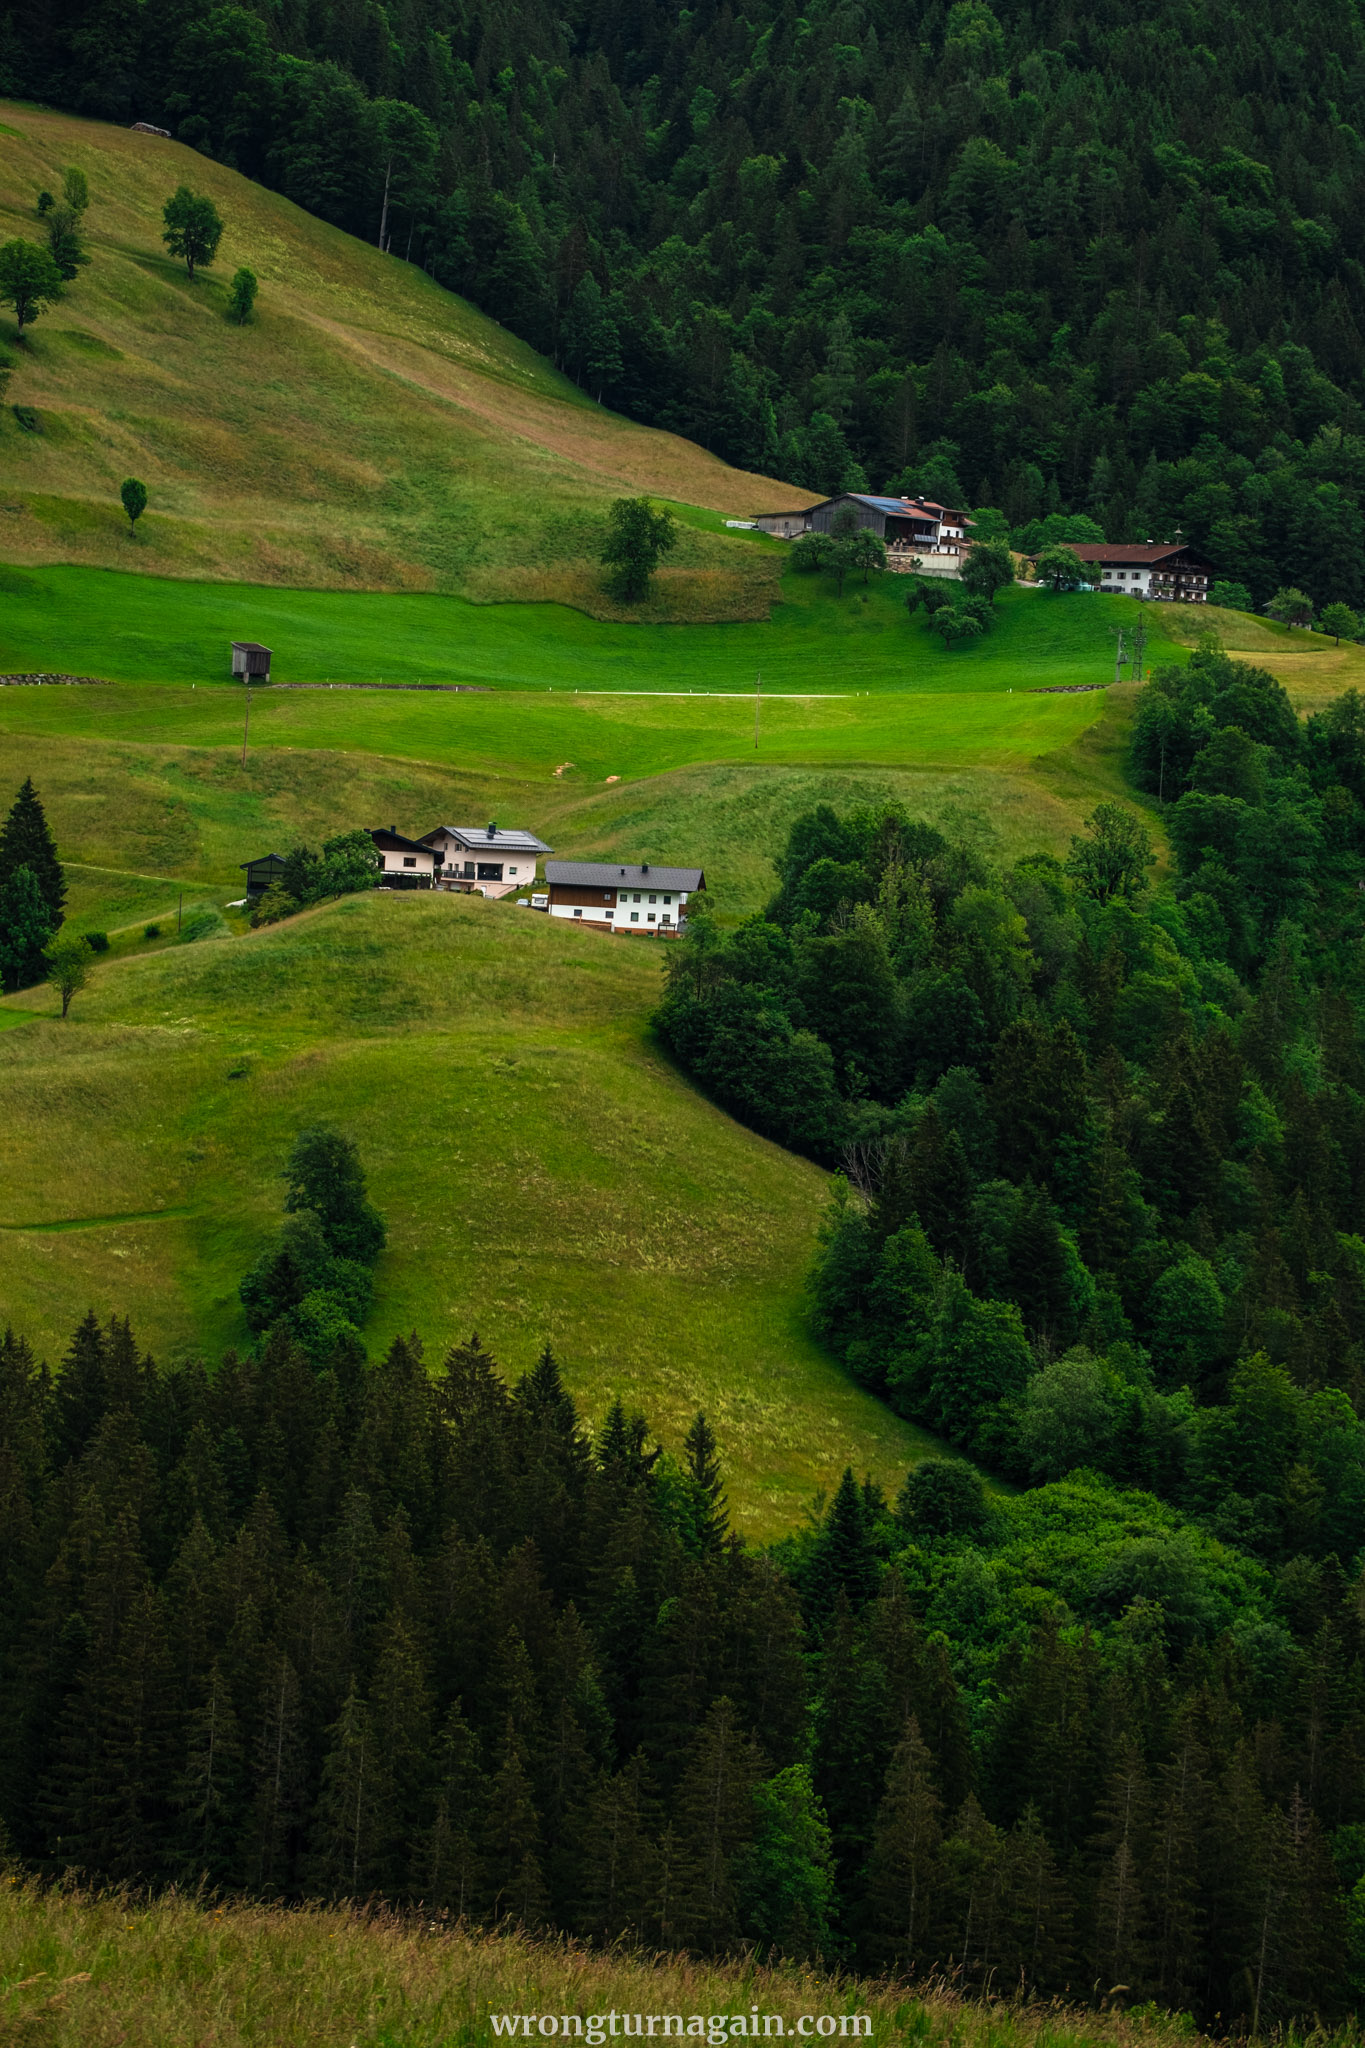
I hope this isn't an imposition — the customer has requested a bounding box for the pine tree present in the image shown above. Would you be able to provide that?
[803,1467,879,1631]
[0,778,65,923]
[54,1310,108,1467]
[417,1701,484,1917]
[862,1716,945,1969]
[999,1801,1074,1991]
[368,1616,435,1891]
[242,1647,307,1891]
[683,1409,728,1553]
[1087,1732,1154,1998]
[481,1720,549,1928]
[667,1696,765,1950]
[571,1751,658,1942]
[942,1793,1006,1986]
[174,1658,244,1882]
[310,1682,388,1895]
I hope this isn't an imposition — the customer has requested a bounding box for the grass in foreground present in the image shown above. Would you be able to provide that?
[0,1881,1240,2048]
[0,889,940,1533]
[0,102,797,608]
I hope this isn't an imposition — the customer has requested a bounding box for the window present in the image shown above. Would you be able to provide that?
[633,893,641,903]
[663,894,672,903]
[647,913,656,923]
[463,862,475,878]
[606,911,613,919]
[662,913,672,924]
[403,856,416,867]
[648,893,657,904]
[631,912,639,922]
[476,863,503,881]
[573,908,582,918]
[509,867,518,876]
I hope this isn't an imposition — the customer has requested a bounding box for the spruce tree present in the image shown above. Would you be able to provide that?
[0,778,64,923]
[667,1696,765,1950]
[862,1716,945,1968]
[571,1752,658,1942]
[174,1659,244,1882]
[418,1701,484,1917]
[0,865,55,992]
[803,1467,879,1631]
[683,1409,728,1553]
[309,1682,386,1895]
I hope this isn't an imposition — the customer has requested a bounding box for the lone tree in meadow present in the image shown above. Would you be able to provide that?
[228,265,257,323]
[44,932,92,1018]
[930,604,985,651]
[0,238,63,336]
[120,477,148,536]
[1322,601,1359,643]
[0,867,54,993]
[61,167,89,215]
[162,186,223,280]
[0,777,65,929]
[600,495,677,603]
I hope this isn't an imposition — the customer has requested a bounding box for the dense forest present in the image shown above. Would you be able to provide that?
[658,653,1365,1529]
[10,0,1365,602]
[3,1297,1365,2024]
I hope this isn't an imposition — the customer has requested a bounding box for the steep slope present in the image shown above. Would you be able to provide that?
[0,889,940,1533]
[0,103,807,611]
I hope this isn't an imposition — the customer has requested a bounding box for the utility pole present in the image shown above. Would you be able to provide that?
[1131,611,1148,684]
[177,892,183,934]
[1111,625,1128,686]
[241,681,251,768]
[754,670,761,749]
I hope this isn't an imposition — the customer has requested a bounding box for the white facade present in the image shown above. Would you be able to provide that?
[551,884,689,931]
[1097,565,1153,594]
[421,824,552,899]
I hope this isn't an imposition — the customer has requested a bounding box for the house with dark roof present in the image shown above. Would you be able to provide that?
[753,493,973,568]
[1044,541,1216,601]
[369,827,439,888]
[543,860,705,934]
[419,822,554,898]
[240,851,289,898]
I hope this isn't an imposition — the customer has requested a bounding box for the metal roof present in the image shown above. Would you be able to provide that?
[422,825,553,854]
[546,861,705,890]
[239,851,287,869]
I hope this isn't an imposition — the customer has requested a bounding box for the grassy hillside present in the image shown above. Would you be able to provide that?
[0,888,942,1533]
[0,102,807,613]
[0,1882,1242,2048]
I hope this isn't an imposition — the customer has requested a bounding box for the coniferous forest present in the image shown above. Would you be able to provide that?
[10,0,1365,603]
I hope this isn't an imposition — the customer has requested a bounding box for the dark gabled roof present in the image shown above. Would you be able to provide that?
[369,827,435,854]
[240,851,287,870]
[1059,543,1208,565]
[420,825,554,855]
[230,641,272,654]
[546,860,705,891]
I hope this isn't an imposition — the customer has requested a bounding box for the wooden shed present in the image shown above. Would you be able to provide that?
[240,851,288,897]
[231,641,272,681]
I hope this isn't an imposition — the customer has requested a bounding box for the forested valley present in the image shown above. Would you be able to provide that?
[10,0,1365,604]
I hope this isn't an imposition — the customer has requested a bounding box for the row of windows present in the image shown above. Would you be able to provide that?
[572,909,673,923]
[618,891,672,904]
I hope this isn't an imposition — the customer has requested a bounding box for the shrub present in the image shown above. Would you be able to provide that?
[143,922,161,939]
[176,906,228,944]
[11,405,38,431]
[85,930,109,952]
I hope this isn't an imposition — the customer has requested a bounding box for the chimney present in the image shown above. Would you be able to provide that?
[487,821,497,837]
[641,862,650,874]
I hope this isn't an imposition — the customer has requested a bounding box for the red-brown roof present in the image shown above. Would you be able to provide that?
[1060,543,1195,564]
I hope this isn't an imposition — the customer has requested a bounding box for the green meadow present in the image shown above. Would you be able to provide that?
[0,558,1163,692]
[0,890,940,1533]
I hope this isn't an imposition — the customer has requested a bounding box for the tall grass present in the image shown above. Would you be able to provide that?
[0,1880,1282,2048]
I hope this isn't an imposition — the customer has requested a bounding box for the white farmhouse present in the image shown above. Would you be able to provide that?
[419,823,554,899]
[544,860,705,933]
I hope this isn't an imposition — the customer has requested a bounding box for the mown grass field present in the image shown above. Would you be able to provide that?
[0,1881,1249,2048]
[0,560,1174,691]
[0,889,943,1533]
[0,101,804,614]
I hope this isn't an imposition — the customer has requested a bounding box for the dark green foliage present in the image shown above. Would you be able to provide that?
[0,778,65,929]
[599,496,677,603]
[0,239,62,333]
[45,204,87,282]
[161,186,223,279]
[85,931,109,952]
[18,0,1365,605]
[0,866,56,993]
[120,477,147,533]
[283,1127,386,1265]
[227,265,257,323]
